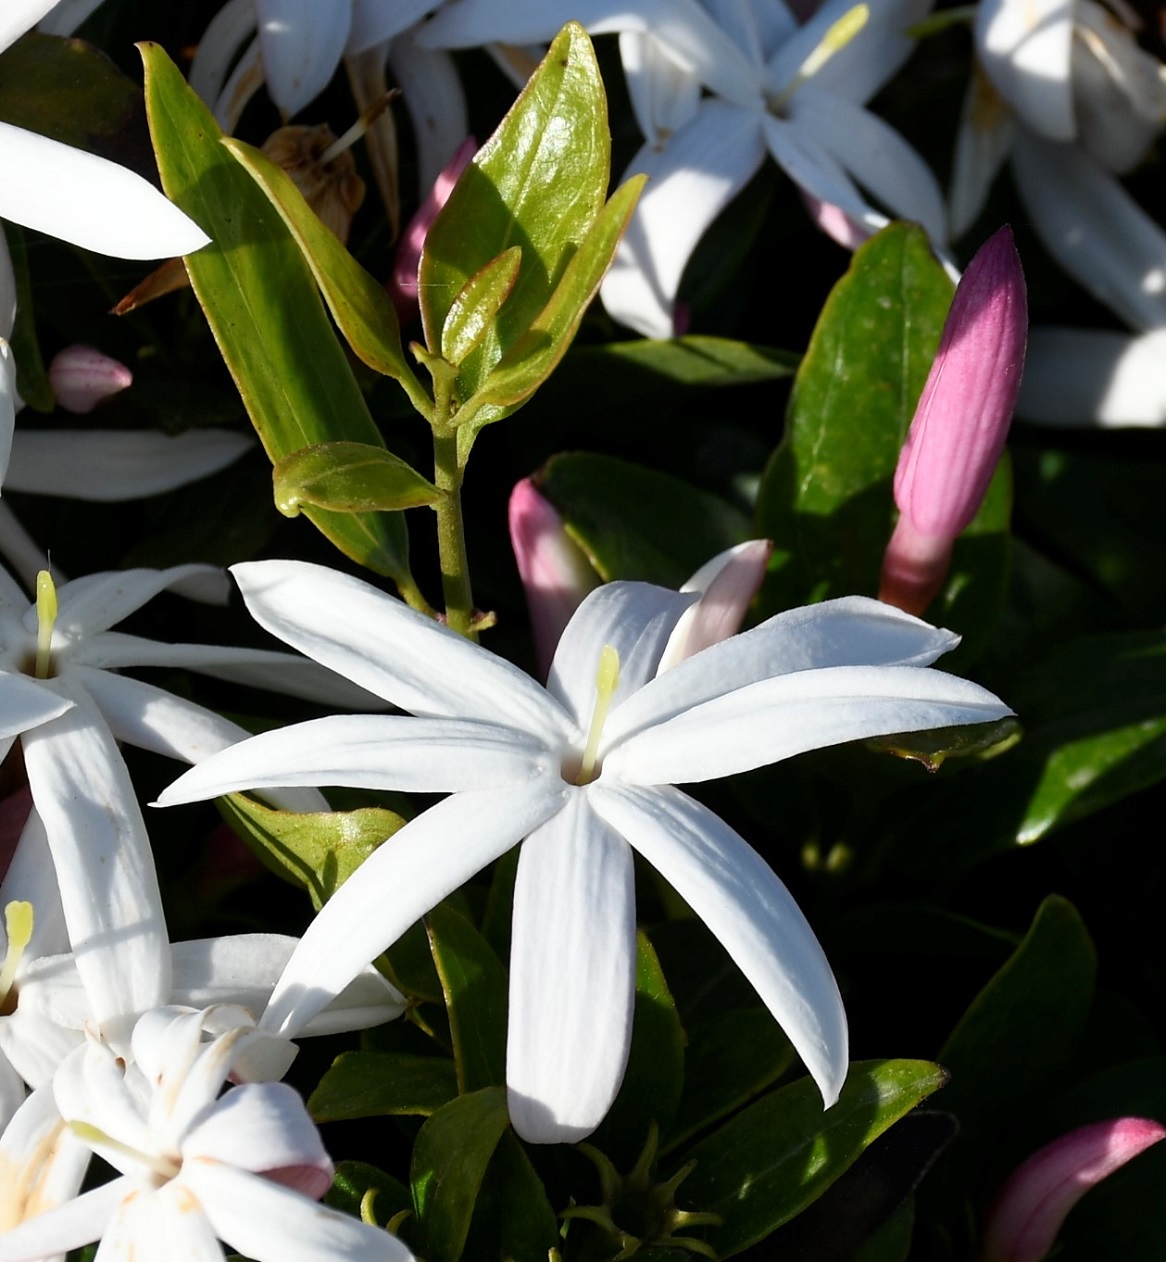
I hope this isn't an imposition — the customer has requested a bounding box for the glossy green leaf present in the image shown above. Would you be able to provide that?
[273,441,441,517]
[590,932,685,1167]
[441,247,522,366]
[539,451,750,588]
[576,335,799,387]
[675,1059,948,1257]
[938,896,1095,1133]
[852,1198,915,1262]
[411,1086,511,1262]
[325,1161,412,1231]
[425,902,508,1094]
[419,23,610,402]
[220,135,427,407]
[217,793,403,911]
[663,1009,794,1154]
[461,1133,559,1262]
[756,224,952,612]
[309,1051,458,1121]
[140,43,412,584]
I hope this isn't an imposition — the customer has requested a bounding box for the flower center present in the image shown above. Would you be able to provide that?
[765,3,869,116]
[574,644,621,786]
[34,570,58,680]
[0,901,34,1016]
[68,1121,182,1184]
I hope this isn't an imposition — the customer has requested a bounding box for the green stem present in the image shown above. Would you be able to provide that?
[431,365,475,638]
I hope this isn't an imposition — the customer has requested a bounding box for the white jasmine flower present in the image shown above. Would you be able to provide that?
[159,560,1012,1144]
[0,1007,414,1261]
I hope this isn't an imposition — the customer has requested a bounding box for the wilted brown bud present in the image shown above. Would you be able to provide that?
[261,124,366,244]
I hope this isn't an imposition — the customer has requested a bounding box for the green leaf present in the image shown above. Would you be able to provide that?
[4,225,52,411]
[663,1009,794,1154]
[674,1060,948,1257]
[441,247,523,366]
[425,902,508,1094]
[539,451,750,588]
[851,1198,915,1262]
[273,441,442,517]
[419,22,611,403]
[140,43,412,585]
[461,1133,560,1262]
[570,335,798,388]
[590,932,685,1167]
[325,1161,412,1231]
[220,135,427,406]
[756,223,956,612]
[938,896,1095,1136]
[309,1051,458,1121]
[411,1087,511,1262]
[217,793,403,911]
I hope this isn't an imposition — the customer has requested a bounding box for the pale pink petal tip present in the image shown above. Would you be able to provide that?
[802,192,875,251]
[662,539,773,668]
[388,135,478,320]
[508,477,599,679]
[48,344,133,414]
[983,1117,1166,1262]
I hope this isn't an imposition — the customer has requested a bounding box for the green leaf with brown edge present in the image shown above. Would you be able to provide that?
[220,134,428,411]
[139,43,413,586]
[419,22,611,404]
[673,1059,948,1258]
[273,441,441,517]
[309,1051,458,1121]
[217,792,403,912]
[425,902,508,1094]
[441,247,522,367]
[411,1086,511,1262]
[455,175,645,444]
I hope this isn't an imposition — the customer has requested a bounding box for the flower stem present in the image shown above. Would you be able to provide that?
[430,363,475,638]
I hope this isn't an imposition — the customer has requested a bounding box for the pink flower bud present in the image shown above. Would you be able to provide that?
[48,344,133,414]
[387,136,477,322]
[879,225,1027,615]
[982,1117,1166,1262]
[509,477,600,679]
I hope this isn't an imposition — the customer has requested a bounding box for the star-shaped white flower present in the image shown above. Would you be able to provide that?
[159,560,1012,1143]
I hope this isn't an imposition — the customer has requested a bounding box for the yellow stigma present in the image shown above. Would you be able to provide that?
[577,645,620,785]
[0,901,34,1013]
[768,3,870,113]
[34,570,57,679]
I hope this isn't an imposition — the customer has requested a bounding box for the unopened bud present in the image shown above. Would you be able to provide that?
[48,345,132,414]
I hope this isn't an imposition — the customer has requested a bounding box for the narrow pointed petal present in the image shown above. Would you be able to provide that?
[4,430,250,500]
[48,565,228,639]
[349,0,436,51]
[606,663,1012,784]
[385,37,470,196]
[1017,326,1166,427]
[604,596,960,750]
[548,582,696,726]
[764,113,878,235]
[188,1160,415,1261]
[157,714,550,802]
[619,31,702,145]
[21,687,171,1030]
[0,676,72,742]
[592,782,848,1105]
[0,122,210,259]
[213,34,266,133]
[0,1173,124,1260]
[261,778,566,1037]
[231,560,575,743]
[97,1182,221,1262]
[255,0,351,117]
[507,792,636,1143]
[189,0,258,106]
[1011,133,1166,330]
[975,0,1075,140]
[0,0,62,55]
[950,68,1015,239]
[601,105,766,338]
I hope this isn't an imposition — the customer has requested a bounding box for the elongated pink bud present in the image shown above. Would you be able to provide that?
[879,225,1027,615]
[388,136,477,322]
[509,477,600,679]
[982,1117,1166,1262]
[48,344,133,414]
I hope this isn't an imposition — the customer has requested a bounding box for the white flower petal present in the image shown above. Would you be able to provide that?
[0,231,16,340]
[0,675,72,741]
[619,31,702,145]
[98,1181,222,1262]
[949,69,1015,239]
[36,0,110,36]
[190,0,258,106]
[185,1081,329,1179]
[231,560,575,744]
[604,595,960,750]
[601,103,767,338]
[156,714,550,802]
[764,112,875,231]
[975,0,1075,140]
[349,0,436,52]
[0,503,50,592]
[0,1053,24,1133]
[261,778,566,1038]
[591,782,848,1105]
[1011,132,1166,330]
[187,1159,415,1262]
[507,792,636,1143]
[212,34,267,133]
[48,565,227,638]
[0,964,83,1087]
[0,339,15,487]
[0,0,62,55]
[0,122,209,259]
[0,808,68,958]
[385,36,470,197]
[4,430,251,500]
[606,663,1013,784]
[255,0,352,117]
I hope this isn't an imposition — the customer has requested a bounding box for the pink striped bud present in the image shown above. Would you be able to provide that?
[982,1117,1166,1262]
[388,136,477,322]
[48,344,133,414]
[879,225,1027,615]
[509,477,600,679]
